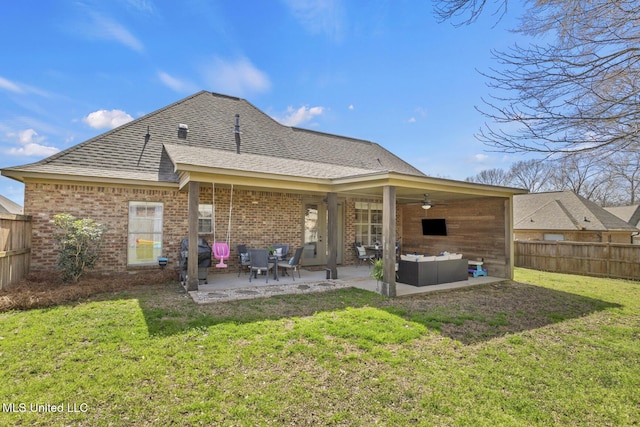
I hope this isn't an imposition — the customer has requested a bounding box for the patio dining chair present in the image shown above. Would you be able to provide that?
[237,244,251,277]
[354,242,374,268]
[279,246,304,280]
[248,248,273,283]
[270,244,289,261]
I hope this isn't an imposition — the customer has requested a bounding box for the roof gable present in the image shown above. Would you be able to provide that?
[604,205,640,227]
[0,194,22,214]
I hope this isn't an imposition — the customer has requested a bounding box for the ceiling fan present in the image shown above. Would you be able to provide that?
[421,193,432,210]
[403,193,447,209]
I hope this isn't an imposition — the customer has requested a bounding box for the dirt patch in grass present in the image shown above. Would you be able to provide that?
[379,281,618,343]
[0,269,177,311]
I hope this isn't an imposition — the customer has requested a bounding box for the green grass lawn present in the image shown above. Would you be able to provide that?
[1,268,639,426]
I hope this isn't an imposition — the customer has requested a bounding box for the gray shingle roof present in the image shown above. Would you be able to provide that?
[3,91,425,183]
[163,143,376,180]
[0,194,22,214]
[514,191,638,231]
[604,205,640,227]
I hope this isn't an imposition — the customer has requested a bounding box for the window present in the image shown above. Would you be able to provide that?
[544,233,564,241]
[128,202,163,265]
[198,204,213,234]
[354,201,382,245]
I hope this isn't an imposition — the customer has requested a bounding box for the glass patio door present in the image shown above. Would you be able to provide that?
[302,200,343,266]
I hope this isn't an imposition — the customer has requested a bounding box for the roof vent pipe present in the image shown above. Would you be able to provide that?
[234,114,241,154]
[178,123,188,139]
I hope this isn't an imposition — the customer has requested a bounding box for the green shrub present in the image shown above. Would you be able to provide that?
[53,213,107,283]
[371,258,384,282]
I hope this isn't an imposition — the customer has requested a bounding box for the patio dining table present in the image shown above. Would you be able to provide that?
[268,255,279,280]
[365,246,382,260]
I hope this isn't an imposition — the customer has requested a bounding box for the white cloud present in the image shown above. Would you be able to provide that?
[283,0,346,42]
[83,109,134,129]
[348,104,354,110]
[86,11,144,52]
[0,75,49,97]
[122,0,156,14]
[474,153,489,162]
[0,76,23,93]
[158,71,196,93]
[201,56,271,97]
[17,129,42,144]
[407,107,427,123]
[5,129,60,157]
[276,105,325,127]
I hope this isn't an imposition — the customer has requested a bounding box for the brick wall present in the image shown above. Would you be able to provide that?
[25,182,189,272]
[24,180,404,274]
[23,181,317,274]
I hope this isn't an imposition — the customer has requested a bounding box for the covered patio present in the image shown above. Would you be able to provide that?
[188,265,504,303]
[178,170,525,297]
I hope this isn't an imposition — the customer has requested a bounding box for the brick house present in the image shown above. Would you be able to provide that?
[2,91,525,295]
[514,191,639,243]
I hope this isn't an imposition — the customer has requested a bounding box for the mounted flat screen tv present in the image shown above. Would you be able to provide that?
[422,218,447,236]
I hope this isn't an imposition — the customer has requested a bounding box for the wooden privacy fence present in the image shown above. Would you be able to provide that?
[0,213,32,290]
[515,240,640,280]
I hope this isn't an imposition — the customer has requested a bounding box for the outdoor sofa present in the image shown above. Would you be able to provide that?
[397,253,468,287]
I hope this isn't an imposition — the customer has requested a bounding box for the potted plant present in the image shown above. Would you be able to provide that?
[371,258,384,284]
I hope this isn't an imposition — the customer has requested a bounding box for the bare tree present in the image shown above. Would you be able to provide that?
[605,145,640,204]
[434,0,640,159]
[434,0,509,25]
[546,155,608,200]
[465,167,511,186]
[507,159,550,192]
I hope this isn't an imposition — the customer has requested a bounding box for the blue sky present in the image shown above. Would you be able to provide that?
[0,0,528,206]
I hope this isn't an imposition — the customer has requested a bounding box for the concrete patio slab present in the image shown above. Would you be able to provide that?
[188,265,506,303]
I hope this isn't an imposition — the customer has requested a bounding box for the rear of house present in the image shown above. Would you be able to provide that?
[2,91,526,291]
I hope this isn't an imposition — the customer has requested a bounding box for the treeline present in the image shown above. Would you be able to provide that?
[465,152,640,207]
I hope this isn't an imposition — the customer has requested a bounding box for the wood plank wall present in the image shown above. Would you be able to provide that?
[399,197,509,278]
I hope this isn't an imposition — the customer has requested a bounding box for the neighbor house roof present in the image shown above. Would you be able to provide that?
[2,91,425,186]
[0,194,22,214]
[604,205,640,228]
[514,191,638,232]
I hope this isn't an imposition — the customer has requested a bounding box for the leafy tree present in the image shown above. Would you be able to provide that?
[53,213,107,283]
[434,0,640,159]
